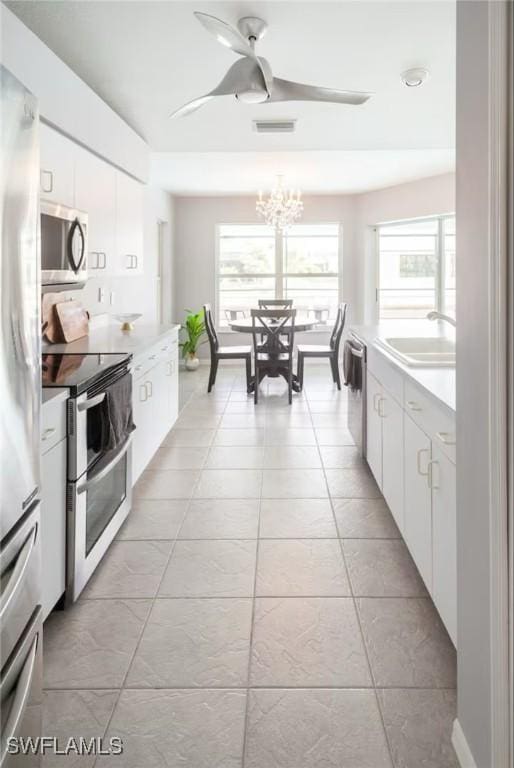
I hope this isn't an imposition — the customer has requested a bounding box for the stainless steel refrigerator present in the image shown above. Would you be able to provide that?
[0,65,43,767]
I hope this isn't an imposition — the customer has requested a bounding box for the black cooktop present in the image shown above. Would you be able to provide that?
[42,353,131,396]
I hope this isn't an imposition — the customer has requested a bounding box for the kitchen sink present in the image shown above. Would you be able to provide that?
[374,337,456,367]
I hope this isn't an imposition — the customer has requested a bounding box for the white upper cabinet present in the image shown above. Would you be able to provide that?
[39,123,75,207]
[116,172,144,275]
[75,145,117,275]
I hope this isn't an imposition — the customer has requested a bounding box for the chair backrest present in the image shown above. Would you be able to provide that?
[250,308,296,359]
[203,304,219,353]
[329,303,347,354]
[258,299,293,310]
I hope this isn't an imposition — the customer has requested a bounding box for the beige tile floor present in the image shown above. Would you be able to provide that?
[42,363,458,767]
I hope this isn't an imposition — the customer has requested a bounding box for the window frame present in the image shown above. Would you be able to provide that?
[215,222,342,329]
[375,213,456,322]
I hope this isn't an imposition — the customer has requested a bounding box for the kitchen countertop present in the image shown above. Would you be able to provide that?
[350,321,456,412]
[42,323,181,357]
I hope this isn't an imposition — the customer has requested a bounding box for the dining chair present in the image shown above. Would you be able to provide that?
[296,302,347,390]
[258,299,293,310]
[203,304,252,393]
[251,308,296,404]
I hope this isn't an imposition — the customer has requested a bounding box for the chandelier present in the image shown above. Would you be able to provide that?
[256,175,303,231]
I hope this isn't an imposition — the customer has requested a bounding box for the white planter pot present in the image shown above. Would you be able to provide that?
[185,355,200,371]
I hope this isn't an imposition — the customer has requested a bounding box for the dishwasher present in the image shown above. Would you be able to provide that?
[346,332,367,457]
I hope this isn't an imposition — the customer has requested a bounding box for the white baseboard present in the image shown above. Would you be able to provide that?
[452,719,478,768]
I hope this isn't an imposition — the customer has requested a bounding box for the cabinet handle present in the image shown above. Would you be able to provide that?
[42,427,56,441]
[373,393,381,412]
[406,400,422,411]
[149,354,157,361]
[139,383,147,402]
[436,431,456,446]
[135,364,143,372]
[377,397,386,418]
[40,169,53,193]
[427,460,439,490]
[99,252,107,269]
[416,448,430,476]
[126,254,137,269]
[166,361,174,376]
[145,380,153,398]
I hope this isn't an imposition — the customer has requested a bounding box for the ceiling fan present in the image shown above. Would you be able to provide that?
[170,12,372,118]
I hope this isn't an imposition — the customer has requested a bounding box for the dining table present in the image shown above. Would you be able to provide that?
[228,315,317,392]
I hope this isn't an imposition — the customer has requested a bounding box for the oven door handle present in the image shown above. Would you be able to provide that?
[350,346,364,359]
[77,437,132,495]
[78,392,106,412]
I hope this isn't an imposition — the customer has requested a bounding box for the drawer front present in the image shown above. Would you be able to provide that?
[42,396,67,453]
[404,379,456,464]
[367,346,404,405]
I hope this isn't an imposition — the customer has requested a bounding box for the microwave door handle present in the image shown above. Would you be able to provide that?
[77,392,106,412]
[67,218,86,274]
[77,436,132,495]
[0,634,39,761]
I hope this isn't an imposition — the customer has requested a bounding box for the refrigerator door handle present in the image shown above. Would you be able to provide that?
[0,526,37,622]
[0,634,39,766]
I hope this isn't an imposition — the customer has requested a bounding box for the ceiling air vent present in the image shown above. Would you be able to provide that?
[253,119,297,134]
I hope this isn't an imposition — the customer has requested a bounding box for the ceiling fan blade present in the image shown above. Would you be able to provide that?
[269,78,372,106]
[194,12,256,59]
[170,59,268,118]
[169,95,214,119]
[194,13,272,95]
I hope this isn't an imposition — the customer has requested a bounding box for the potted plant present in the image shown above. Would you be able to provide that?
[180,309,206,371]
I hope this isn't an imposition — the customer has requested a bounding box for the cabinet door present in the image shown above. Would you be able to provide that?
[381,391,404,532]
[168,350,179,428]
[366,371,383,487]
[40,123,75,206]
[41,439,67,619]
[431,445,457,645]
[75,146,116,275]
[403,413,432,589]
[132,377,150,483]
[116,171,144,275]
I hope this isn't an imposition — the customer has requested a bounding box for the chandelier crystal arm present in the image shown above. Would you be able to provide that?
[256,175,303,231]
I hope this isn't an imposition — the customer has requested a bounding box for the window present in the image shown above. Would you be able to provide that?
[377,215,455,320]
[218,223,340,326]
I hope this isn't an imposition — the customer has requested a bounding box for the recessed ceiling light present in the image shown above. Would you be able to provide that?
[401,68,429,87]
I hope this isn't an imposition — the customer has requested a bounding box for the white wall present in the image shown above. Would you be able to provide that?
[1,5,148,181]
[173,194,358,356]
[173,175,455,355]
[354,172,456,323]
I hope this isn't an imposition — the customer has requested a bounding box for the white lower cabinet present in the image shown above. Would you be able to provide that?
[366,371,383,487]
[41,437,67,620]
[132,333,179,483]
[366,353,457,645]
[381,391,404,532]
[403,413,433,589]
[431,444,457,644]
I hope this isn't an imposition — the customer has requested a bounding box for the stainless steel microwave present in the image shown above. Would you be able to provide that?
[41,200,88,287]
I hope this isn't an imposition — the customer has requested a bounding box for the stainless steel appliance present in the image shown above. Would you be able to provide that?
[41,201,88,289]
[0,66,42,766]
[42,353,133,603]
[346,332,367,457]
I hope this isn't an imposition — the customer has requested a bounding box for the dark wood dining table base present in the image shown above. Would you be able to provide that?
[228,316,318,397]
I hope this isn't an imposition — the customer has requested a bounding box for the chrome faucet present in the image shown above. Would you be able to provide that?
[426,311,456,328]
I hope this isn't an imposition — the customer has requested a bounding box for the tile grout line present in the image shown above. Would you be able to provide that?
[90,370,227,767]
[308,386,397,768]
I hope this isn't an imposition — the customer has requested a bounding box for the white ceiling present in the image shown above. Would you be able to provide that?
[7,0,456,193]
[151,149,455,195]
